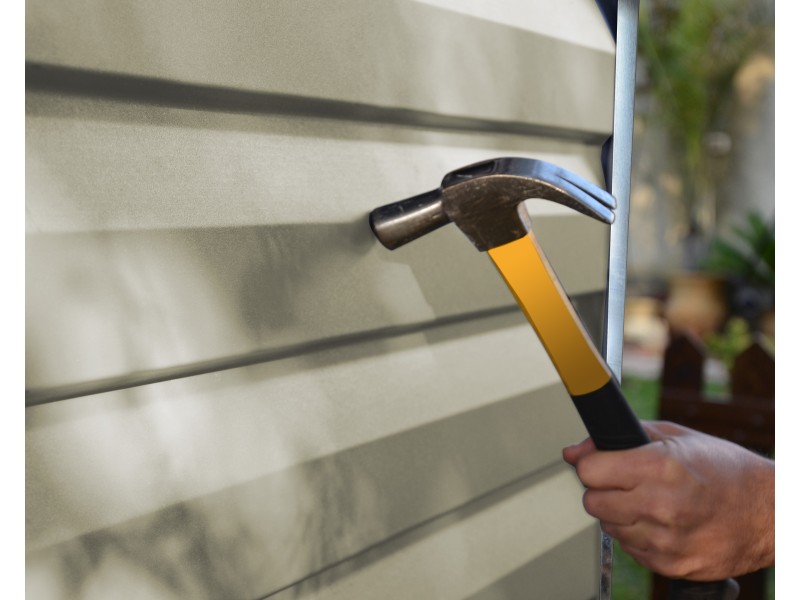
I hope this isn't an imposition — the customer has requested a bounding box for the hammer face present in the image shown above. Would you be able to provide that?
[369,188,449,250]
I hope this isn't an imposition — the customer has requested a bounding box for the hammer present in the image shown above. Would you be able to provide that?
[369,157,739,600]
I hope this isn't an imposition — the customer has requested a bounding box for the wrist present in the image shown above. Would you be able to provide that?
[753,458,775,571]
[736,455,774,576]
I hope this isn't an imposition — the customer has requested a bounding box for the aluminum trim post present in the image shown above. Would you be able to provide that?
[604,0,639,376]
[601,1,640,599]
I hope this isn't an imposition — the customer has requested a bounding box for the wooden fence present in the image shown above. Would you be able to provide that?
[651,333,774,600]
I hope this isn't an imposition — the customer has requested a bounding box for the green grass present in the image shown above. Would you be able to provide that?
[621,376,660,421]
[611,376,658,600]
[612,376,775,600]
[610,539,652,600]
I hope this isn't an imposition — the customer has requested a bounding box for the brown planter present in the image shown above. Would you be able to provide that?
[664,272,728,338]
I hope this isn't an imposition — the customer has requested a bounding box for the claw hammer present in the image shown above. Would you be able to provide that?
[368,157,738,600]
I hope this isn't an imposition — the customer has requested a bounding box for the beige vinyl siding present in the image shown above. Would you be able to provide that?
[26,339,592,596]
[25,0,614,134]
[26,0,615,598]
[25,89,611,393]
[265,469,597,600]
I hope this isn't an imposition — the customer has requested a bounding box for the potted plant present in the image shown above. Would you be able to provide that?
[702,211,775,337]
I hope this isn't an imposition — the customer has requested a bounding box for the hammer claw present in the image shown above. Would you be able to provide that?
[550,175,615,225]
[553,171,616,209]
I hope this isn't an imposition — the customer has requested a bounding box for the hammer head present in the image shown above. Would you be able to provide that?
[369,157,616,251]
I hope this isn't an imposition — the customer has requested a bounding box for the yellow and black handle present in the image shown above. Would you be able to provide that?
[490,231,739,600]
[570,377,649,450]
[488,231,648,449]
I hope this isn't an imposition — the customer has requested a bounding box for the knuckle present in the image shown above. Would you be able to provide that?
[575,462,589,485]
[652,497,680,527]
[582,490,602,517]
[649,528,679,556]
[642,494,676,527]
[654,452,683,484]
[575,459,596,486]
[624,548,656,573]
[660,556,700,580]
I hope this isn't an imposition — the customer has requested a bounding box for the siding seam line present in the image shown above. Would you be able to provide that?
[255,459,577,600]
[26,62,610,144]
[26,305,521,407]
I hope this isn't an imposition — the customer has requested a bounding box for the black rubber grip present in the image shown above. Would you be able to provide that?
[570,377,650,450]
[668,578,740,600]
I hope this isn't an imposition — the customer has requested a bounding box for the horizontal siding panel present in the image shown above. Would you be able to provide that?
[25,0,614,134]
[26,220,609,392]
[26,312,590,550]
[26,91,611,391]
[466,529,598,600]
[267,468,596,600]
[26,313,598,597]
[25,90,608,232]
[413,0,614,51]
[26,461,595,600]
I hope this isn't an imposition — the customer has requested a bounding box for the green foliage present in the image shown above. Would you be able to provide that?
[638,0,773,150]
[637,0,774,222]
[703,211,775,289]
[704,316,752,369]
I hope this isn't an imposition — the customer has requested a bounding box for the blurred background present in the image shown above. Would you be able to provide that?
[618,1,775,598]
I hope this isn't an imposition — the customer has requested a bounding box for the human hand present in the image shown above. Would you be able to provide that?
[563,420,774,581]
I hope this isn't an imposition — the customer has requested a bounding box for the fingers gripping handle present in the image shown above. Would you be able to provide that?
[571,380,739,600]
[571,382,738,598]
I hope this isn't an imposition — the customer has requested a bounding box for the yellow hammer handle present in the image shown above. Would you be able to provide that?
[488,232,611,396]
